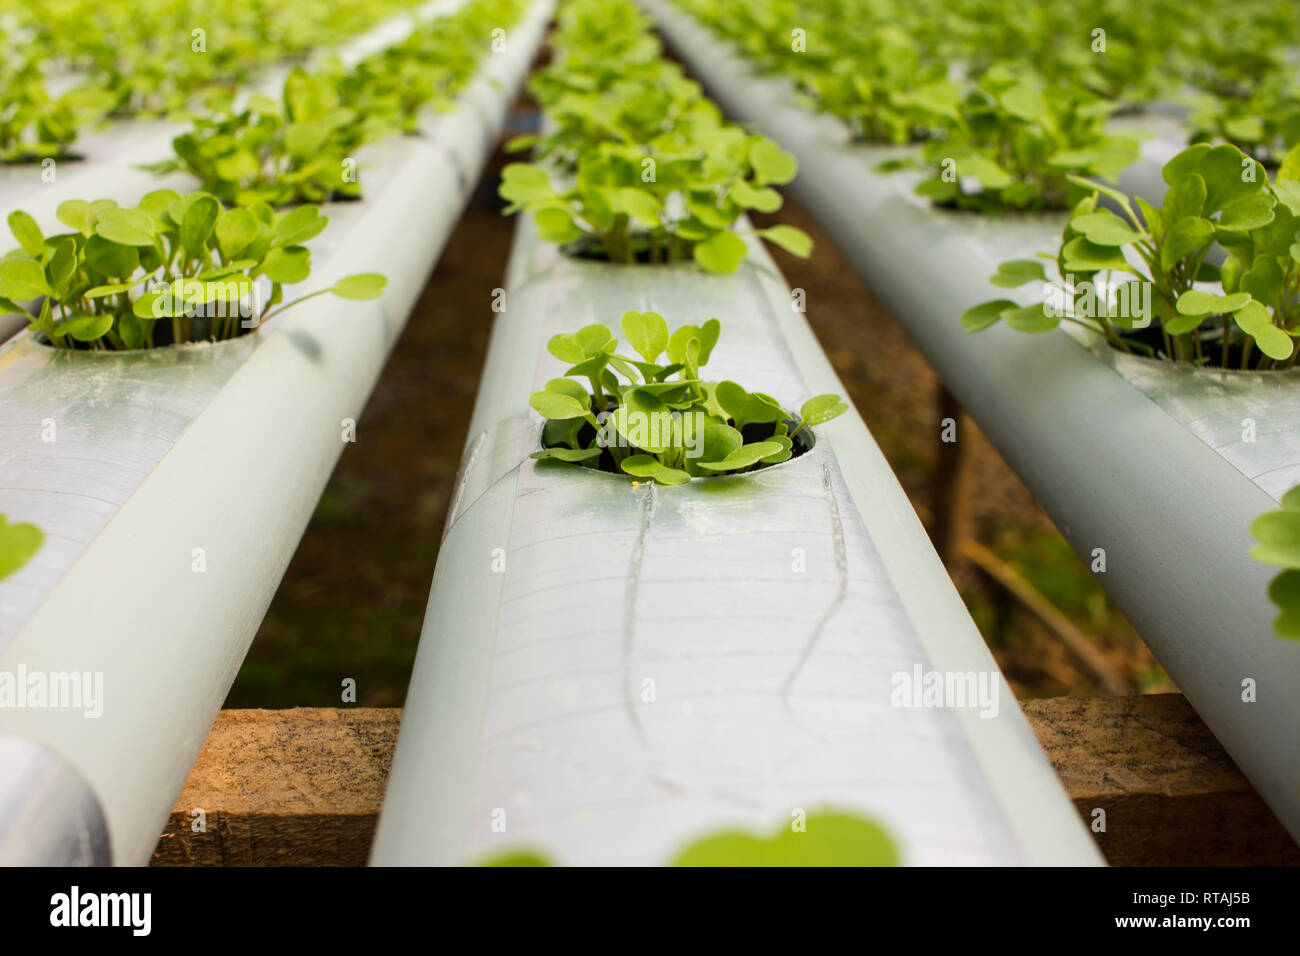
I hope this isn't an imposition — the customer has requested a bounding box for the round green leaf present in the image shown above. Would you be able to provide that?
[94,208,156,246]
[330,273,387,300]
[693,230,747,274]
[620,454,691,485]
[621,310,669,363]
[961,298,1017,332]
[0,514,44,581]
[757,224,813,258]
[530,391,590,421]
[799,393,849,427]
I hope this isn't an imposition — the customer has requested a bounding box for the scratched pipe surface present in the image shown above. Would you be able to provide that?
[643,0,1300,843]
[0,0,554,866]
[371,212,1103,866]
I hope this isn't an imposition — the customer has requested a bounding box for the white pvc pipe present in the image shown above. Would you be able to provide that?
[371,207,1102,866]
[644,0,1300,844]
[0,0,554,866]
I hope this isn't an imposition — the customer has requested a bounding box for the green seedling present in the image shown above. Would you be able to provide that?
[879,65,1138,212]
[498,0,811,273]
[962,142,1300,369]
[142,0,527,206]
[0,193,386,350]
[528,309,847,485]
[145,70,369,208]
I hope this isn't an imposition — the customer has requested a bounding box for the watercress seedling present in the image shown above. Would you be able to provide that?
[0,193,386,350]
[962,142,1300,369]
[528,309,848,485]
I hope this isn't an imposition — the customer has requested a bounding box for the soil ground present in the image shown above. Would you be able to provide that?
[225,97,1170,709]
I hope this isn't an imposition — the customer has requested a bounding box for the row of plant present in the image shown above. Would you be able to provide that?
[963,143,1300,370]
[0,0,426,163]
[496,0,849,487]
[145,0,528,206]
[0,0,540,349]
[671,0,1300,206]
[499,0,813,270]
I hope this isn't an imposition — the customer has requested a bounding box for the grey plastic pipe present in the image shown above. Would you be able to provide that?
[0,0,555,866]
[371,207,1102,866]
[644,0,1300,843]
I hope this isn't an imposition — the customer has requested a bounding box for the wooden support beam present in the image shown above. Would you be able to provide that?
[151,698,1299,866]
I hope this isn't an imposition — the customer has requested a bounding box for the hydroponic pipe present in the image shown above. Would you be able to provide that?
[643,0,1300,843]
[0,0,555,867]
[371,208,1102,866]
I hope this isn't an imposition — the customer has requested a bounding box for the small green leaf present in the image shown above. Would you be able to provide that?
[756,224,812,258]
[94,208,156,246]
[274,206,328,246]
[672,811,899,866]
[530,391,590,420]
[1233,300,1293,360]
[1070,211,1144,246]
[330,273,387,300]
[1003,302,1060,332]
[259,245,311,284]
[621,310,669,363]
[1251,508,1300,568]
[1267,569,1300,639]
[0,514,44,581]
[1175,289,1251,317]
[531,447,601,463]
[799,394,849,427]
[620,454,691,485]
[58,313,114,343]
[0,258,52,300]
[693,230,747,274]
[748,138,798,185]
[697,441,785,473]
[8,211,44,257]
[535,207,584,243]
[989,260,1046,287]
[56,200,96,237]
[961,299,1018,332]
[180,194,220,258]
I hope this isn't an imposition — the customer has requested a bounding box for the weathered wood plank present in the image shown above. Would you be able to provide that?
[151,697,1299,866]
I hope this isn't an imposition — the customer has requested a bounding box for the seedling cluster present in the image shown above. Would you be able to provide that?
[499,0,812,273]
[145,0,523,206]
[963,143,1300,369]
[0,0,430,161]
[529,310,848,485]
[678,0,1300,210]
[0,196,385,349]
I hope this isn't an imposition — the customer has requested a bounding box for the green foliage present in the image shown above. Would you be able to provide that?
[961,143,1300,369]
[499,0,811,272]
[0,192,385,350]
[527,310,847,485]
[477,810,899,865]
[672,811,900,866]
[1250,485,1300,639]
[146,0,529,206]
[0,0,433,160]
[0,514,43,581]
[902,66,1139,212]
